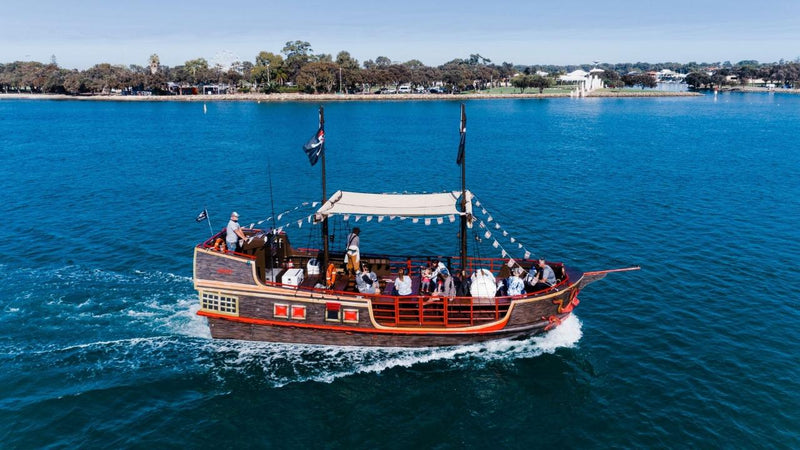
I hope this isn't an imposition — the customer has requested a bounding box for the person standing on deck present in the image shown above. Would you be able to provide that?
[345,227,361,275]
[225,212,247,252]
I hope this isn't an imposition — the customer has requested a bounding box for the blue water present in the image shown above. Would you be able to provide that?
[1,94,798,448]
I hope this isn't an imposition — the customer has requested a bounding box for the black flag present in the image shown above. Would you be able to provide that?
[195,209,208,222]
[456,105,466,165]
[303,127,325,166]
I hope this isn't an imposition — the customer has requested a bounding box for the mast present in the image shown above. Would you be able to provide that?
[459,103,467,271]
[320,105,329,270]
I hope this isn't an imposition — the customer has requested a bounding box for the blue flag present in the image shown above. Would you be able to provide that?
[303,127,325,166]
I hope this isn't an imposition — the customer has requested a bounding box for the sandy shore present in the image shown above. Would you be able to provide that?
[0,90,704,102]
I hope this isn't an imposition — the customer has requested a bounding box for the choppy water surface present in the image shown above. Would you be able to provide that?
[1,94,798,447]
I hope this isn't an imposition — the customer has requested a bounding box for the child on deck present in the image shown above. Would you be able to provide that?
[420,265,433,294]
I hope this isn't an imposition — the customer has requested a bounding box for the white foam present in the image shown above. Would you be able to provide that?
[193,314,583,387]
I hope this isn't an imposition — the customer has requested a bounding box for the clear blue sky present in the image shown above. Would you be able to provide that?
[2,0,799,69]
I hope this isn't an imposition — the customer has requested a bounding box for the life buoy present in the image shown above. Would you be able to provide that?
[326,263,337,288]
[212,238,225,251]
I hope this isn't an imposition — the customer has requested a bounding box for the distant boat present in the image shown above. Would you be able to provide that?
[192,105,638,347]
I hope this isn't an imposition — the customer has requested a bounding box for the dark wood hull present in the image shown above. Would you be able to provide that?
[204,313,571,347]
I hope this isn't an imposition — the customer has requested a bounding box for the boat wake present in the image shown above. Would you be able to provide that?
[2,264,582,392]
[188,314,583,387]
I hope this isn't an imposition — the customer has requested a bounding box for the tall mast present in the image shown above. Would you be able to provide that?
[459,103,467,271]
[320,105,329,270]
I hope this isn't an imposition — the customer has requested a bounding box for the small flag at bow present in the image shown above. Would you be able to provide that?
[195,209,208,222]
[303,127,325,166]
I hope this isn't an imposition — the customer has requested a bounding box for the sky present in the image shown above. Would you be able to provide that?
[2,0,799,69]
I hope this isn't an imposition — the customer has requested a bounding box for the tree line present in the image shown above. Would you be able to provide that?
[1,41,798,94]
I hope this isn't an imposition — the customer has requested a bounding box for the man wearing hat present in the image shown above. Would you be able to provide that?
[226,211,247,253]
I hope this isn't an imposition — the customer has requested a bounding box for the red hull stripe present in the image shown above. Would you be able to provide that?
[197,310,510,335]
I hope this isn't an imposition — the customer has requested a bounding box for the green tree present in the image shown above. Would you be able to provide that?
[282,40,313,82]
[529,74,553,93]
[296,61,337,93]
[252,51,284,88]
[622,73,657,89]
[184,58,210,84]
[685,71,712,89]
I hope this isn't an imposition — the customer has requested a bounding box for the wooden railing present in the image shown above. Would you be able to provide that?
[370,294,512,328]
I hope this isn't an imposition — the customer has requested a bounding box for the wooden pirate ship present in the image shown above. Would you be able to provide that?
[193,105,638,347]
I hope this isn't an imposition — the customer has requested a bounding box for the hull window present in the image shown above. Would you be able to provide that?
[200,291,239,316]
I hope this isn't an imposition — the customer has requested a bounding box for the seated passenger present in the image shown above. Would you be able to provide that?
[393,267,412,296]
[470,268,496,298]
[454,269,471,297]
[507,267,525,296]
[528,258,557,291]
[355,263,379,294]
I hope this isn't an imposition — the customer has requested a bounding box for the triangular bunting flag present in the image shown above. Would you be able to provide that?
[412,218,419,223]
[449,215,455,223]
[524,251,531,259]
[437,217,444,225]
[366,216,373,222]
[378,216,384,223]
[484,230,491,239]
[492,240,499,248]
[424,218,431,226]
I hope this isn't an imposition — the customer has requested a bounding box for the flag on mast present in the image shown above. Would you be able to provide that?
[456,105,466,165]
[303,127,325,166]
[195,209,208,222]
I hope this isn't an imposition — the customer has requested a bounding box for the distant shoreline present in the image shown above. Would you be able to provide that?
[0,90,705,102]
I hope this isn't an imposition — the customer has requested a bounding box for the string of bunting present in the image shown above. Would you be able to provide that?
[471,194,536,264]
[253,196,536,267]
[248,201,320,229]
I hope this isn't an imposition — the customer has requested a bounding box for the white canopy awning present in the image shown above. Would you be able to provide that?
[315,190,473,220]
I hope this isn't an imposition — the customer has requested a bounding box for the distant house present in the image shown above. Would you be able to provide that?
[167,82,198,95]
[202,84,231,95]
